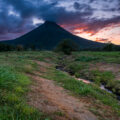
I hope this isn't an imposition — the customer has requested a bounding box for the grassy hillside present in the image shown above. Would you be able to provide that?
[0,51,120,120]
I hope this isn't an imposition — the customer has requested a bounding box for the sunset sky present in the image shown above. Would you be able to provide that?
[0,0,120,44]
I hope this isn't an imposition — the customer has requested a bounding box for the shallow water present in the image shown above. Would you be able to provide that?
[100,85,112,93]
[56,65,120,101]
[77,78,120,101]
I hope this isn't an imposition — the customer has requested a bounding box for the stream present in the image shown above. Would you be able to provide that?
[56,65,120,101]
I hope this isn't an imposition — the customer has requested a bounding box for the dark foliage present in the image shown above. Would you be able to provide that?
[0,43,24,52]
[0,43,15,51]
[16,45,24,51]
[55,39,79,55]
[103,43,120,51]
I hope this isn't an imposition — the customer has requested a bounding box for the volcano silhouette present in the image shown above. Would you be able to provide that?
[2,21,104,50]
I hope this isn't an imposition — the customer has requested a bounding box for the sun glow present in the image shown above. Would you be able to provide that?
[73,25,120,45]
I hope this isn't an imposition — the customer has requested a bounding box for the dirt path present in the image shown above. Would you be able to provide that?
[27,61,98,120]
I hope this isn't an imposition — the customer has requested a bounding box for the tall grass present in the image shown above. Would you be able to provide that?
[0,51,58,120]
[0,66,45,120]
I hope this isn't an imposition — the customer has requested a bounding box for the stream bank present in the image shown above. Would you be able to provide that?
[56,65,120,101]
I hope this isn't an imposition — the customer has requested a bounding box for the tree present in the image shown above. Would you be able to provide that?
[55,39,79,55]
[0,43,15,52]
[31,45,36,51]
[103,43,120,51]
[16,45,24,51]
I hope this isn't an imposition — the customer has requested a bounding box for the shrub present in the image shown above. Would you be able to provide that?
[55,39,79,55]
[16,45,24,51]
[90,70,115,85]
[66,63,85,75]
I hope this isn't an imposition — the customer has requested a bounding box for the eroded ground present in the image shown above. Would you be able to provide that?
[0,51,120,120]
[27,60,120,120]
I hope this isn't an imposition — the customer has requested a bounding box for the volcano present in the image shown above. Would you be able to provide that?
[1,21,104,50]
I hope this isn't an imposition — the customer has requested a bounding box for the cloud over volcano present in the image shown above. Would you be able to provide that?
[0,0,120,44]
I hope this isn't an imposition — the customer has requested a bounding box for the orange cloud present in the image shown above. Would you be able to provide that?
[60,22,120,45]
[95,38,109,43]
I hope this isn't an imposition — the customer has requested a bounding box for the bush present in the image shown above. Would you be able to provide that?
[55,39,79,55]
[16,45,24,51]
[90,70,114,85]
[66,63,84,75]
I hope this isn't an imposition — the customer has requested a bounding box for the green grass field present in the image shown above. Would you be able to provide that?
[0,51,57,120]
[0,51,120,120]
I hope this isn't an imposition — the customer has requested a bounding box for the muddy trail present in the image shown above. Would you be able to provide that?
[27,61,98,120]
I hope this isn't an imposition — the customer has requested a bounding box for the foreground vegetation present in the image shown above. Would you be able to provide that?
[0,51,120,119]
[0,51,57,120]
[42,67,120,117]
[57,52,120,96]
[0,66,40,119]
[39,51,120,118]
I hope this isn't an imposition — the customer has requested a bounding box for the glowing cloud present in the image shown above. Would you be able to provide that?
[32,18,44,26]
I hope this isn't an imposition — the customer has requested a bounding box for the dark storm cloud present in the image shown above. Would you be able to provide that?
[0,3,22,34]
[74,2,94,12]
[0,0,120,40]
[40,6,93,25]
[4,0,37,18]
[74,2,81,9]
[0,0,94,40]
[0,0,37,38]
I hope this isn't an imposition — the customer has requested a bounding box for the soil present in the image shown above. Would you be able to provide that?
[27,61,120,120]
[27,61,97,120]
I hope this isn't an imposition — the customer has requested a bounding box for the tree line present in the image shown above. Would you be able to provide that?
[0,39,120,53]
[55,39,120,55]
[0,43,38,52]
